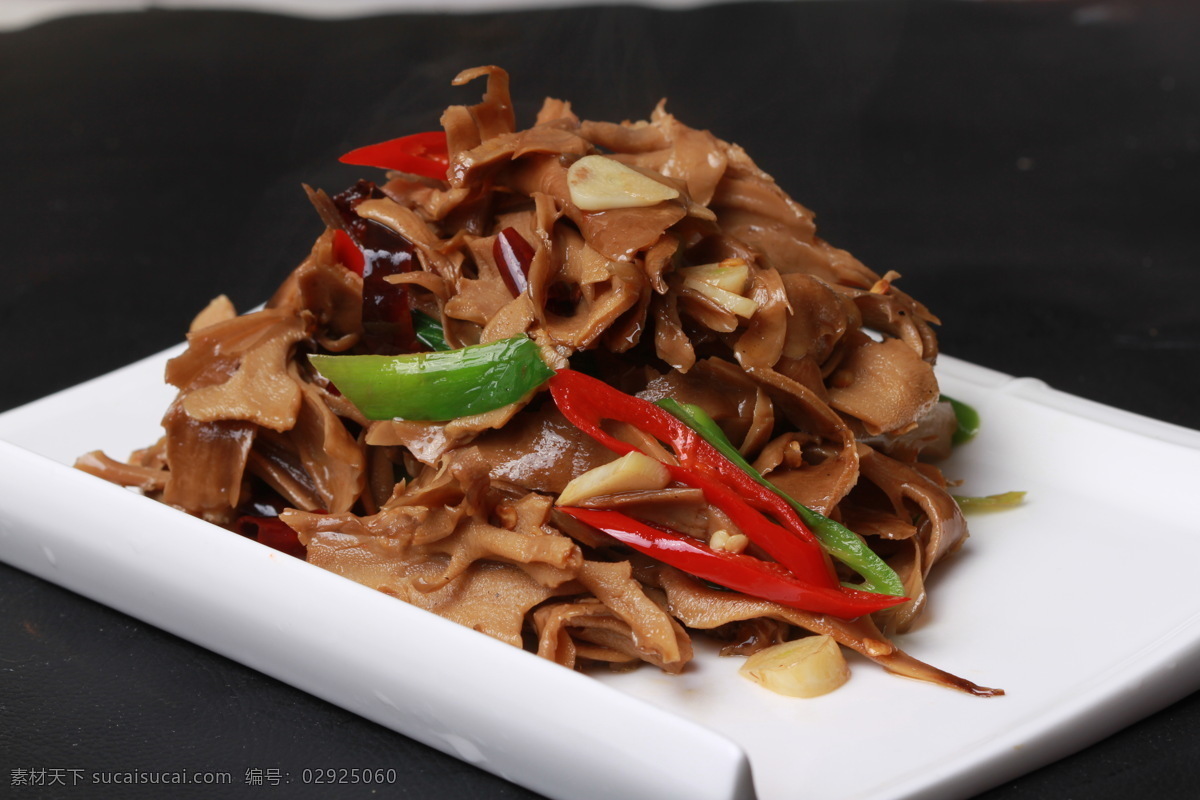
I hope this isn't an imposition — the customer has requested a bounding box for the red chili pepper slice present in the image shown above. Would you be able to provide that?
[548,369,838,589]
[330,181,420,354]
[339,131,450,181]
[558,507,905,618]
[332,228,365,276]
[235,515,306,559]
[492,227,534,296]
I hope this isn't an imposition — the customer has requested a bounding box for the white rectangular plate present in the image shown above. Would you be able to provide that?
[2,349,1199,800]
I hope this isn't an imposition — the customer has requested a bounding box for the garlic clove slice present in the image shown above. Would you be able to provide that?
[678,259,750,294]
[556,451,672,507]
[682,278,759,319]
[738,635,850,698]
[567,155,681,212]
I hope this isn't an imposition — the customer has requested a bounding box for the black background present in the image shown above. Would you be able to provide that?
[2,1,1199,798]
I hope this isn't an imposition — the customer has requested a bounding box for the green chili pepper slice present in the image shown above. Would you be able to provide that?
[954,490,1026,512]
[943,394,981,444]
[656,398,906,597]
[412,309,449,351]
[309,335,553,421]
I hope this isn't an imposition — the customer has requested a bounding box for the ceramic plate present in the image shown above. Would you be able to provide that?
[2,349,1199,800]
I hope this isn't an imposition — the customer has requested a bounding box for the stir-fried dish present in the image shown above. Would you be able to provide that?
[78,66,1002,696]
